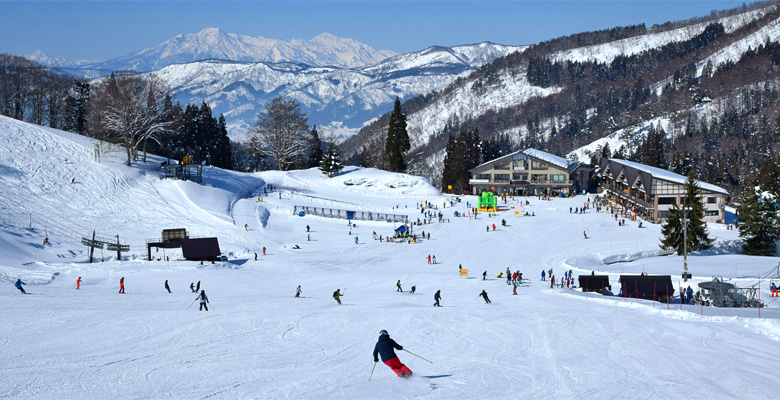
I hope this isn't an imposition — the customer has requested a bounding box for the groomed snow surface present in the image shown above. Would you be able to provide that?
[2,116,779,399]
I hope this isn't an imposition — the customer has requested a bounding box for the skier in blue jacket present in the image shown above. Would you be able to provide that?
[15,279,26,294]
[373,330,413,378]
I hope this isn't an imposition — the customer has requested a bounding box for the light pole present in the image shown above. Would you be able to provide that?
[682,200,691,282]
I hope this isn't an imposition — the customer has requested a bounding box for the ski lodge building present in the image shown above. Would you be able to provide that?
[599,158,728,224]
[468,148,593,196]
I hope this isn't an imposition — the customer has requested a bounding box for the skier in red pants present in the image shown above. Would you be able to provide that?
[373,330,413,378]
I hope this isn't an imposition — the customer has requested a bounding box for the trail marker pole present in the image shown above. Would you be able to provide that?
[679,281,682,311]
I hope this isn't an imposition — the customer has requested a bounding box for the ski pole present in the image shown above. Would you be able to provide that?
[369,361,377,381]
[403,349,433,364]
[187,298,198,310]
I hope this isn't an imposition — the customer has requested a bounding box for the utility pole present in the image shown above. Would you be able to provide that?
[682,196,691,282]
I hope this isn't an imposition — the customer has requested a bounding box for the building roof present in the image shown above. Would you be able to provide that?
[606,158,728,195]
[471,148,577,171]
[523,148,576,170]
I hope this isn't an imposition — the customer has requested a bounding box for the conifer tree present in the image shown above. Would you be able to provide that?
[307,125,324,168]
[660,173,714,253]
[736,186,780,256]
[319,141,343,178]
[385,97,410,172]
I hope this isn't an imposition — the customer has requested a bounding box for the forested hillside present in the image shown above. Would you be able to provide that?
[343,1,780,199]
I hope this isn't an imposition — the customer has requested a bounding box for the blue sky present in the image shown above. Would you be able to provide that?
[2,1,751,61]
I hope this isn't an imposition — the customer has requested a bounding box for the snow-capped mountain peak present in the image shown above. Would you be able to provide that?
[75,28,397,74]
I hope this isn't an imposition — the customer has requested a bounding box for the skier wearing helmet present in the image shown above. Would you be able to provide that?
[373,330,413,378]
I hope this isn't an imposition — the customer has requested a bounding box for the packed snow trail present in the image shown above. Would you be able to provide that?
[2,117,780,399]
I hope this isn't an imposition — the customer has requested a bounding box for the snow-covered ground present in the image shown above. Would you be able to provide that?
[2,116,779,399]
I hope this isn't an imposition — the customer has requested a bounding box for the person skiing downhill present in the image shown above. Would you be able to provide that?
[197,290,209,311]
[410,286,416,294]
[262,246,266,255]
[333,289,344,304]
[15,279,26,294]
[434,290,442,307]
[165,280,171,293]
[397,280,403,292]
[295,285,302,298]
[480,290,491,304]
[373,330,413,378]
[118,277,125,294]
[76,277,81,290]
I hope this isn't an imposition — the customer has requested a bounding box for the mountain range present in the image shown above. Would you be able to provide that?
[150,42,526,138]
[25,28,524,139]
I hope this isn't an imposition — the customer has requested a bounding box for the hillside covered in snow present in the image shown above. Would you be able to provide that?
[149,42,526,138]
[344,2,780,196]
[2,115,780,399]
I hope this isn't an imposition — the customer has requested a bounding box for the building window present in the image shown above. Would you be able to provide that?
[657,197,677,205]
[704,210,719,216]
[550,174,567,183]
[477,174,490,180]
[512,173,528,180]
[494,174,510,183]
[531,174,547,183]
[707,197,716,204]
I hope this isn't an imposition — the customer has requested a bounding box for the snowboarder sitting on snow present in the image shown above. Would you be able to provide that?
[333,289,343,304]
[373,330,413,378]
[15,279,26,294]
[197,290,209,311]
[480,290,491,304]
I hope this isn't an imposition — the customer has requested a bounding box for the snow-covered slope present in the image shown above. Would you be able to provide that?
[2,116,780,399]
[74,28,395,75]
[150,42,526,139]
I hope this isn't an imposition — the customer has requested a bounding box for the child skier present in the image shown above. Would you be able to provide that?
[373,330,413,378]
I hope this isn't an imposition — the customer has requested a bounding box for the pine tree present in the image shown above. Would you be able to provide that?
[660,173,714,253]
[736,186,780,256]
[307,125,324,168]
[385,97,410,172]
[319,141,343,178]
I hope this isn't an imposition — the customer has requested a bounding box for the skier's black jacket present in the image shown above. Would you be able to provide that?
[373,333,402,362]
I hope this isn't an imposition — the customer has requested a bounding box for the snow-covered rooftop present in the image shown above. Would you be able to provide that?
[608,158,728,195]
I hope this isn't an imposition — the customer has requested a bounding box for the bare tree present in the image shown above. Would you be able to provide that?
[90,72,173,165]
[249,97,309,170]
